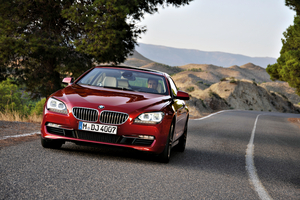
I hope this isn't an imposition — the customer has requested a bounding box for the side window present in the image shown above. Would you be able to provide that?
[168,77,178,96]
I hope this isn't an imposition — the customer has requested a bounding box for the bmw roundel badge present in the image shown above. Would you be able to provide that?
[98,105,105,109]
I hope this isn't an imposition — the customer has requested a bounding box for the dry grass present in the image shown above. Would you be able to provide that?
[0,110,42,123]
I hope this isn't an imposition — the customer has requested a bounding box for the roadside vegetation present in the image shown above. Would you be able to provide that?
[188,68,202,72]
[0,78,45,123]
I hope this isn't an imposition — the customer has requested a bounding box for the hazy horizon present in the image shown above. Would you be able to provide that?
[137,42,277,59]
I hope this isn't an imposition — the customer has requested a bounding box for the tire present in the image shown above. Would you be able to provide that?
[41,137,63,149]
[175,122,187,152]
[158,123,174,163]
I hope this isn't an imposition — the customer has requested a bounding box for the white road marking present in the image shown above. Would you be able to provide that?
[246,114,272,200]
[0,132,40,140]
[193,110,272,199]
[193,110,229,120]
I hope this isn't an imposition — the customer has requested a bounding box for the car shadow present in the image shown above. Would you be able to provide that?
[43,139,300,189]
[57,141,161,163]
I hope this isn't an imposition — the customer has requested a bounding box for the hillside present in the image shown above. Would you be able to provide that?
[260,82,300,105]
[141,63,183,75]
[123,50,153,67]
[187,79,299,118]
[135,43,276,68]
[123,50,300,117]
[172,63,272,90]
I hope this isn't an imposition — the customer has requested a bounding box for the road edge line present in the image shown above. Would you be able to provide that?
[0,131,41,140]
[193,110,228,121]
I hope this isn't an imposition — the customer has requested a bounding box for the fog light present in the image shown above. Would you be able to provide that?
[46,123,62,128]
[139,135,154,140]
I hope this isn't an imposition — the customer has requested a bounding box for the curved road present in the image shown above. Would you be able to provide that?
[1,110,300,199]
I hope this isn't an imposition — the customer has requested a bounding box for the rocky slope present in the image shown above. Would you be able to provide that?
[186,79,299,118]
[260,82,300,105]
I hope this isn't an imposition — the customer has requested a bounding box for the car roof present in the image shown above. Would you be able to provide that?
[95,65,169,77]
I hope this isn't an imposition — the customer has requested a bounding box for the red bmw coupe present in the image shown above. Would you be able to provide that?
[41,65,189,163]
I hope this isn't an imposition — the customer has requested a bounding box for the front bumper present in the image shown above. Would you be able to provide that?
[41,109,172,154]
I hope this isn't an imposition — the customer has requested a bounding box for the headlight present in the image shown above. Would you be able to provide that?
[134,112,164,124]
[46,97,68,114]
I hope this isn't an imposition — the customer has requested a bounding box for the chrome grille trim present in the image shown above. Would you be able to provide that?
[72,107,99,122]
[99,111,129,125]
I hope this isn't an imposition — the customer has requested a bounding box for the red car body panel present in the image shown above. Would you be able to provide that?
[41,66,189,155]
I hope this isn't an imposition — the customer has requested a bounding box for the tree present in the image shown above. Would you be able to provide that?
[0,0,192,98]
[285,0,300,15]
[266,2,300,95]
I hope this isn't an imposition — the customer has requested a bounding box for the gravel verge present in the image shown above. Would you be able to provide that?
[0,121,41,149]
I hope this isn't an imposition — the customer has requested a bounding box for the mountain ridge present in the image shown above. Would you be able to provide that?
[135,43,276,68]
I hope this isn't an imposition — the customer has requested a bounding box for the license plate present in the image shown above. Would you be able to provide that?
[78,121,117,135]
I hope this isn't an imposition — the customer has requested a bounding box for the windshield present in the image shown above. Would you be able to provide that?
[77,67,169,95]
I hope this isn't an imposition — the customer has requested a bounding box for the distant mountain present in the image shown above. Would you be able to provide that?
[135,43,277,68]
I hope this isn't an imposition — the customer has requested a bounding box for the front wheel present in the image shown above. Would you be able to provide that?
[41,137,63,149]
[158,123,174,163]
[175,123,187,152]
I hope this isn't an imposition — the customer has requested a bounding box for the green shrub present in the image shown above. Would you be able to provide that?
[220,78,227,81]
[200,99,206,108]
[167,65,183,76]
[186,86,195,92]
[0,78,23,112]
[188,68,202,72]
[31,98,46,115]
[0,78,44,118]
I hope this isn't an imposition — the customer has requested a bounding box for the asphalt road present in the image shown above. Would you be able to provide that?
[1,110,300,199]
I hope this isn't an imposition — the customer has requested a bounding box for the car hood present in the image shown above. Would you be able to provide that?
[52,84,171,113]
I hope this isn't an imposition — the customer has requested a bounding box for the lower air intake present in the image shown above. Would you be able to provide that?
[77,130,120,143]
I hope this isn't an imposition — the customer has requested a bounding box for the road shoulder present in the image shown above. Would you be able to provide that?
[0,121,40,149]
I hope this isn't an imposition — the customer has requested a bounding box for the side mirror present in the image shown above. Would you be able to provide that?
[62,77,74,86]
[175,91,190,100]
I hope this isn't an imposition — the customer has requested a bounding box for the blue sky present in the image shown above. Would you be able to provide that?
[137,0,295,58]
